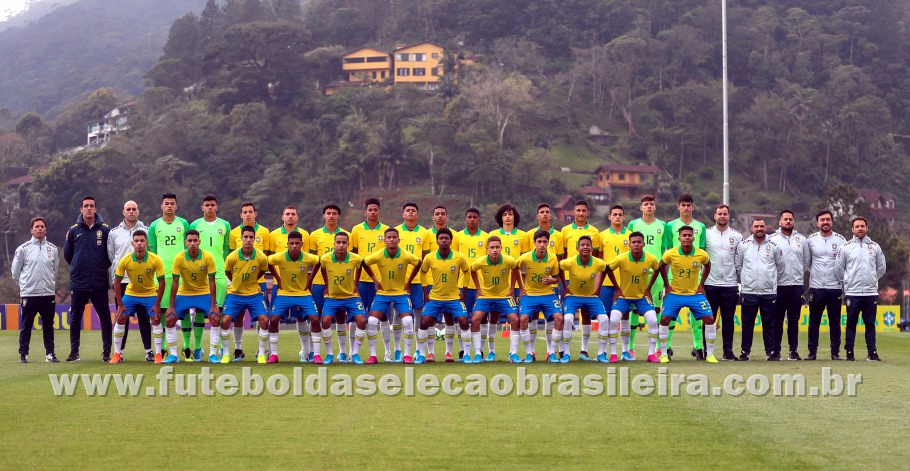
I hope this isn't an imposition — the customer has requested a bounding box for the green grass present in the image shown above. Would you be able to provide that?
[3,330,909,469]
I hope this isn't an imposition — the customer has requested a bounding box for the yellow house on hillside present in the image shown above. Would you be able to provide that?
[393,42,444,90]
[342,47,392,82]
[594,163,660,200]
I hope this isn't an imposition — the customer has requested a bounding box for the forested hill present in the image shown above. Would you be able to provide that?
[0,0,206,117]
[4,0,910,257]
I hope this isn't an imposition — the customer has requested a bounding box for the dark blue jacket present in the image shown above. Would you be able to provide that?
[64,213,112,290]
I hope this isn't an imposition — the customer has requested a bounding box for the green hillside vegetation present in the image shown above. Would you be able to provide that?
[1,0,909,290]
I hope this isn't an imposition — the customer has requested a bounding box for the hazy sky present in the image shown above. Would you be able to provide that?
[1,0,29,20]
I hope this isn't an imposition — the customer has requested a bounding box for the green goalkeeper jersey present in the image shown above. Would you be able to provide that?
[190,217,232,278]
[663,218,707,250]
[628,217,668,260]
[148,216,190,274]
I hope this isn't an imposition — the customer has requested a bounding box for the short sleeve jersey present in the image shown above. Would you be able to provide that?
[421,250,469,301]
[148,217,190,275]
[229,224,273,253]
[452,228,487,289]
[661,247,711,295]
[364,248,421,296]
[116,252,165,297]
[225,248,268,296]
[350,221,389,282]
[559,256,607,297]
[608,252,660,299]
[600,226,631,287]
[172,250,216,296]
[471,255,518,299]
[664,218,707,250]
[308,226,350,285]
[268,251,320,296]
[517,251,560,296]
[525,226,564,256]
[561,222,603,258]
[190,217,232,276]
[320,251,363,299]
[397,223,431,281]
[270,226,309,255]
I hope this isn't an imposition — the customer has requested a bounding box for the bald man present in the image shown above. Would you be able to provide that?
[107,200,153,360]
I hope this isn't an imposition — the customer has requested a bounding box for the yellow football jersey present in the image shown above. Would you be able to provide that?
[452,228,487,289]
[269,226,309,255]
[608,252,660,299]
[320,251,363,299]
[496,228,529,258]
[525,226,564,256]
[421,250,469,301]
[397,223,431,281]
[172,250,216,296]
[422,226,449,285]
[225,248,268,296]
[229,223,273,253]
[364,248,421,296]
[517,251,561,296]
[561,222,602,258]
[116,252,165,297]
[471,255,518,299]
[661,247,710,295]
[559,255,607,297]
[308,226,350,285]
[350,221,388,282]
[600,227,631,287]
[268,251,320,296]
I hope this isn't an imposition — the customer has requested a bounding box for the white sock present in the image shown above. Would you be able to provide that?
[367,316,380,357]
[221,329,232,355]
[297,320,309,352]
[551,329,563,355]
[520,329,531,357]
[581,323,592,353]
[381,319,392,354]
[596,314,610,355]
[608,311,621,356]
[417,329,429,356]
[310,332,322,356]
[257,328,268,356]
[487,322,497,352]
[336,323,348,356]
[545,320,554,347]
[509,330,519,354]
[705,324,717,356]
[529,320,538,346]
[420,311,434,354]
[659,324,669,354]
[620,318,631,353]
[210,326,221,356]
[644,310,658,355]
[353,328,366,357]
[114,323,126,354]
[391,319,402,352]
[152,323,163,355]
[460,328,472,355]
[322,328,334,355]
[269,332,279,356]
[402,315,414,357]
[234,325,243,350]
[165,325,178,356]
[479,322,489,352]
[445,325,455,355]
[456,324,464,353]
[472,331,482,356]
[563,314,574,356]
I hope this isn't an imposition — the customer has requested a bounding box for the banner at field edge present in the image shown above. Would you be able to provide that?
[0,303,901,333]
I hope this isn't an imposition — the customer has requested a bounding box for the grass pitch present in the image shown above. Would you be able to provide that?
[2,330,909,470]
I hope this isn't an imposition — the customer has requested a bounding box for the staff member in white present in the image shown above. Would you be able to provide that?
[768,210,809,360]
[805,210,847,360]
[704,204,743,361]
[107,200,153,361]
[834,217,886,362]
[735,218,783,361]
[12,217,59,363]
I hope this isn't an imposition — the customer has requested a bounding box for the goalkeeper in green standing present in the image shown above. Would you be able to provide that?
[628,195,668,358]
[148,193,193,360]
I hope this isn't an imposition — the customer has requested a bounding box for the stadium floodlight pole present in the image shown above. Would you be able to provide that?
[722,0,730,205]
